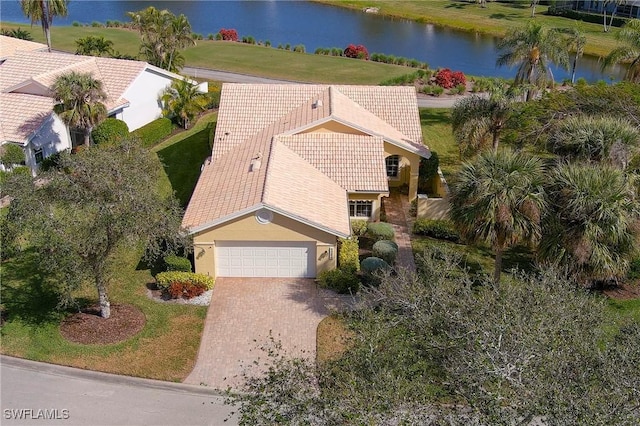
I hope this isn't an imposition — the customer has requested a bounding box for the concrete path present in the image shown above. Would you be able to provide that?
[184,278,350,390]
[384,192,417,272]
[1,356,236,426]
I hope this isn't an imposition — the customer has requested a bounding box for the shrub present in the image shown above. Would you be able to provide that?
[285,43,291,50]
[91,21,103,27]
[0,144,25,166]
[350,219,368,237]
[164,255,192,272]
[339,237,360,272]
[419,151,439,193]
[38,152,62,171]
[91,118,129,145]
[167,281,206,299]
[131,117,173,148]
[215,33,223,41]
[242,35,256,44]
[413,219,460,242]
[218,28,238,41]
[293,44,305,53]
[434,68,466,89]
[72,21,81,27]
[156,271,214,291]
[318,268,360,294]
[628,258,640,280]
[367,222,394,241]
[343,44,369,60]
[360,257,390,286]
[331,47,343,56]
[451,83,466,95]
[265,40,271,47]
[432,86,444,97]
[372,240,398,265]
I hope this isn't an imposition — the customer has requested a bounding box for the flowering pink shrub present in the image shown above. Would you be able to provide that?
[434,68,467,89]
[219,28,238,41]
[343,44,369,60]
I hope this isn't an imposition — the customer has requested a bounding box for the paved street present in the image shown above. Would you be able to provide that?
[1,356,237,426]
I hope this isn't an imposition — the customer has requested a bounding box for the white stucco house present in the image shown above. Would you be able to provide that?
[0,35,207,172]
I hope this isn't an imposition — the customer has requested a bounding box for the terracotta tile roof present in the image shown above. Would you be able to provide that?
[0,93,55,144]
[0,35,47,60]
[277,133,388,192]
[184,83,427,235]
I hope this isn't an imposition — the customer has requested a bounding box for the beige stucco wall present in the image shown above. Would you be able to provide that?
[192,211,338,278]
[348,192,385,221]
[383,142,421,201]
[417,195,451,220]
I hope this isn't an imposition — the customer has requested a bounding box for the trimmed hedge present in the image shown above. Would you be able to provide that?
[317,268,360,294]
[367,222,395,241]
[164,255,192,272]
[413,219,460,243]
[372,240,398,265]
[338,237,360,272]
[91,118,129,145]
[156,271,214,291]
[131,117,173,148]
[350,219,368,237]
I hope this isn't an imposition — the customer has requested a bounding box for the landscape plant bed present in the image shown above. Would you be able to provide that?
[60,303,146,345]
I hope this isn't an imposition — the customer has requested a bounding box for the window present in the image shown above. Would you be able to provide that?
[386,155,400,178]
[349,200,373,218]
[34,148,44,164]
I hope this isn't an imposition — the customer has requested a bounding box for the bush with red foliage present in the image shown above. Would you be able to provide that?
[219,28,238,42]
[434,68,467,89]
[168,281,207,299]
[343,44,369,60]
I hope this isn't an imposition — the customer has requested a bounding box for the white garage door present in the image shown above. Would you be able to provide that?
[216,241,316,278]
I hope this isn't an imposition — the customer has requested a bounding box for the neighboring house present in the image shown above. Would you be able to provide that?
[0,35,207,172]
[183,83,430,279]
[558,1,640,19]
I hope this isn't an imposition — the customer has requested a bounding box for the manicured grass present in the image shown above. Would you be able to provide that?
[420,108,459,180]
[316,0,620,58]
[0,247,206,382]
[153,111,217,207]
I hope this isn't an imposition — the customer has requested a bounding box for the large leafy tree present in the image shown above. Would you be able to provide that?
[451,82,520,157]
[75,35,114,57]
[496,21,569,101]
[3,141,187,319]
[602,19,640,83]
[160,79,208,129]
[127,6,195,72]
[449,149,546,283]
[20,0,69,52]
[539,163,640,284]
[52,71,107,147]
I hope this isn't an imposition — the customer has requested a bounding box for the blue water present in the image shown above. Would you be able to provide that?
[0,0,626,82]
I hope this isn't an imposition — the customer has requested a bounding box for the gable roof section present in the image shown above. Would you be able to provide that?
[278,133,388,192]
[0,93,55,144]
[0,35,47,60]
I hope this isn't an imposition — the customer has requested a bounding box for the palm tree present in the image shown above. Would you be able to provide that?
[75,35,114,57]
[496,21,570,101]
[451,82,521,158]
[568,26,586,84]
[539,163,639,284]
[450,149,547,283]
[602,19,640,83]
[160,79,208,129]
[20,0,69,52]
[52,72,107,147]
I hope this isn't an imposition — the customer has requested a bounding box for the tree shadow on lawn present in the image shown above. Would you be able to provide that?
[156,126,212,208]
[1,250,63,326]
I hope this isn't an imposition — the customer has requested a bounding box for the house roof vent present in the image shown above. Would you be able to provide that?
[250,152,262,172]
[312,99,323,109]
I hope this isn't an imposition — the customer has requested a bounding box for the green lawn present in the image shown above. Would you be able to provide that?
[420,108,459,180]
[0,113,220,381]
[316,0,621,58]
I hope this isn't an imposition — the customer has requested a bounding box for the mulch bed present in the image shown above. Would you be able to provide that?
[603,283,640,301]
[60,303,146,345]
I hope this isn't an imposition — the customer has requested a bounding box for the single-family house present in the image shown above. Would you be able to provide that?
[0,35,207,172]
[183,83,430,279]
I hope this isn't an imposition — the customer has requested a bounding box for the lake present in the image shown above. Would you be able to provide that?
[0,0,626,82]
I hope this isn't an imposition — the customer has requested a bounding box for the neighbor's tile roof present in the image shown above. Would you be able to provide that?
[0,93,54,144]
[0,35,47,60]
[183,83,428,236]
[278,133,388,192]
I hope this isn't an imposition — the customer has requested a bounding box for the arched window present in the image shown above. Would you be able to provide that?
[386,155,400,178]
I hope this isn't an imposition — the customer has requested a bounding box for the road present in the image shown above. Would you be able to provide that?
[183,66,461,108]
[0,356,238,426]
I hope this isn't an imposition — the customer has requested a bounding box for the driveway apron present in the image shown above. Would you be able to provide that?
[184,278,346,390]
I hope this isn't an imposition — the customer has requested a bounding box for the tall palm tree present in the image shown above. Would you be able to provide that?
[52,72,107,147]
[602,19,640,83]
[451,82,521,158]
[496,21,570,101]
[20,0,69,52]
[568,26,586,84]
[450,149,547,283]
[539,163,639,284]
[160,79,208,129]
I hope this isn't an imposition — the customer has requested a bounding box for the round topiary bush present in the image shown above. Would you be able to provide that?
[360,256,390,274]
[164,255,192,272]
[372,240,398,265]
[91,118,129,145]
[366,222,395,241]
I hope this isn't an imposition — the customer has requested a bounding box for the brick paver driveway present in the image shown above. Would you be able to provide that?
[184,278,346,390]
